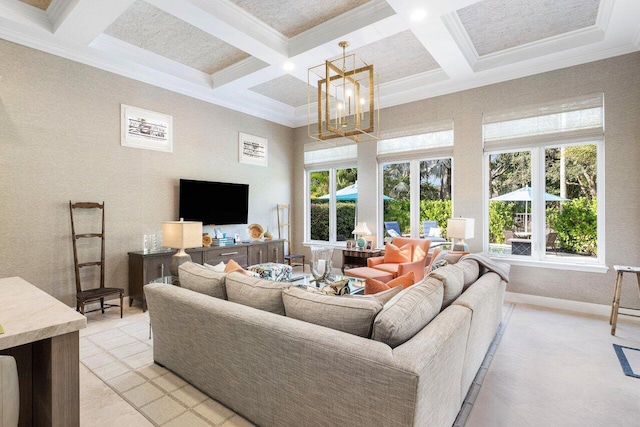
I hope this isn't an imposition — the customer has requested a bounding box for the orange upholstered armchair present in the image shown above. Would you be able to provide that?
[367,237,431,282]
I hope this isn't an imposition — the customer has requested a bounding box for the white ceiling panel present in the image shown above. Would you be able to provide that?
[0,0,638,128]
[228,0,370,37]
[250,75,309,107]
[104,0,249,74]
[457,0,601,56]
[348,30,440,84]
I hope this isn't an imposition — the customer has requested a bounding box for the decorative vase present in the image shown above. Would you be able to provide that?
[310,246,333,286]
[356,236,366,249]
[263,227,273,240]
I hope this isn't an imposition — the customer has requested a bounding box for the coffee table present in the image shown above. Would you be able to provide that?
[290,274,365,295]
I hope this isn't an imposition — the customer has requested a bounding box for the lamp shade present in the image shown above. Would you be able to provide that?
[162,219,203,249]
[352,222,371,236]
[447,218,475,240]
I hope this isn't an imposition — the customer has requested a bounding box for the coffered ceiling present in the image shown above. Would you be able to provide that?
[2,0,639,128]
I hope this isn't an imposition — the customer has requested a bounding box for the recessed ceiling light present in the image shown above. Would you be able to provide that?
[409,8,428,22]
[283,61,295,71]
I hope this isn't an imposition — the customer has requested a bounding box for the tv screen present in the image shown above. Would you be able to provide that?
[179,179,249,225]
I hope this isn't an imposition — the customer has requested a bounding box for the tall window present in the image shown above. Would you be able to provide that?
[305,145,357,244]
[484,94,603,266]
[378,123,454,238]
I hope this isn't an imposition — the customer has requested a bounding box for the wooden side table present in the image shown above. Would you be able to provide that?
[341,249,382,273]
[610,265,640,335]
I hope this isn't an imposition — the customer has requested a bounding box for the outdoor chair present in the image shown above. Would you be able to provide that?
[422,220,447,242]
[546,231,559,255]
[503,229,515,243]
[384,221,402,237]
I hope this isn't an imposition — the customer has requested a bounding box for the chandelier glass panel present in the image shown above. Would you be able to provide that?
[308,41,379,142]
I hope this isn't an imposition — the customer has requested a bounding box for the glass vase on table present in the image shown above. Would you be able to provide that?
[310,246,333,286]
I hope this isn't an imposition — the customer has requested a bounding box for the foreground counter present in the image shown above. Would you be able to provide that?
[0,277,86,427]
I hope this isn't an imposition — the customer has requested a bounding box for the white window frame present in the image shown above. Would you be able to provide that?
[304,163,357,248]
[483,139,606,273]
[378,155,454,239]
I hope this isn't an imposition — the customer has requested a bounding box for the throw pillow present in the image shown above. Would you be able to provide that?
[371,276,444,348]
[429,264,465,309]
[225,272,290,315]
[282,286,383,337]
[428,227,442,238]
[178,262,227,299]
[431,259,448,271]
[204,261,226,272]
[224,259,248,275]
[365,271,415,295]
[383,243,411,264]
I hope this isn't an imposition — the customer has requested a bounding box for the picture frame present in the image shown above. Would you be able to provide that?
[121,104,173,153]
[239,132,268,166]
[366,240,373,250]
[346,240,355,249]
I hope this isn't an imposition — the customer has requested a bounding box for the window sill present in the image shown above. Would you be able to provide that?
[489,255,609,274]
[303,241,348,249]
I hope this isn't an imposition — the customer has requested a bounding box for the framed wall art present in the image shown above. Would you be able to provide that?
[121,104,173,153]
[239,132,267,166]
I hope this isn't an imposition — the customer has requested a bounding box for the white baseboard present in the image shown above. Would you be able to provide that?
[505,291,640,321]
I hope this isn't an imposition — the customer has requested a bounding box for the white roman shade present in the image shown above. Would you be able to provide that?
[483,93,604,151]
[377,120,454,162]
[304,143,357,168]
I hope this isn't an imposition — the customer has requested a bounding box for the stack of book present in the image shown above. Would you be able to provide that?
[211,237,235,246]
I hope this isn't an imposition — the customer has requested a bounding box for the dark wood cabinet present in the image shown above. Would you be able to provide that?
[128,240,285,311]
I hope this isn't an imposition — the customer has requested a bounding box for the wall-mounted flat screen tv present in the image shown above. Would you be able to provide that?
[179,179,249,225]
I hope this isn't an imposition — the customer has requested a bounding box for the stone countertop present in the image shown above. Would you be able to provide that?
[0,276,86,350]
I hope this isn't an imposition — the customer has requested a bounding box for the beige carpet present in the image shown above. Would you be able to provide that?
[80,320,252,427]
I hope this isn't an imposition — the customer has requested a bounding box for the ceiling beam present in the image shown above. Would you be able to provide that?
[50,0,136,46]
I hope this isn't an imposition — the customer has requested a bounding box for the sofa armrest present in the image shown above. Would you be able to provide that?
[397,258,428,281]
[367,256,385,267]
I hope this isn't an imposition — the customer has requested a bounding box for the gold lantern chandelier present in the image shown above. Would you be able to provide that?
[308,41,379,142]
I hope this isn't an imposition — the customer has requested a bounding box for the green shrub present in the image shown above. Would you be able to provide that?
[549,197,597,255]
[310,201,355,241]
[420,200,452,236]
[489,202,516,243]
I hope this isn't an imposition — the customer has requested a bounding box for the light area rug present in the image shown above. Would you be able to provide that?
[80,321,253,427]
[81,306,514,427]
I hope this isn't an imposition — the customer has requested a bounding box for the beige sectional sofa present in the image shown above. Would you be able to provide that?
[146,256,508,427]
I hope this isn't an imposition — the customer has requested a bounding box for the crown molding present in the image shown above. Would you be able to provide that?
[0,0,51,32]
[441,11,478,69]
[210,57,269,89]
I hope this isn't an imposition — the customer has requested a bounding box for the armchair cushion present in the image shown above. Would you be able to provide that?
[383,243,411,264]
[365,271,415,295]
[391,237,430,262]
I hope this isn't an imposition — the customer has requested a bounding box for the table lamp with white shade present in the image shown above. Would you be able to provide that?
[162,218,203,276]
[447,218,475,251]
[352,222,371,249]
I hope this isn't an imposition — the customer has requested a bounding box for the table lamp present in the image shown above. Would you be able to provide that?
[352,222,371,249]
[162,218,203,276]
[447,218,474,251]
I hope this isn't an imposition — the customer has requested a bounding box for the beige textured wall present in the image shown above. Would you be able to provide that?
[0,40,294,305]
[295,52,640,307]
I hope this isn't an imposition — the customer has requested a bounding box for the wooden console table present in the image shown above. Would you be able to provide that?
[128,239,285,311]
[341,249,382,273]
[0,277,86,427]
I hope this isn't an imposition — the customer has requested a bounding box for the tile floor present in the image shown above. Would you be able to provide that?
[80,291,640,427]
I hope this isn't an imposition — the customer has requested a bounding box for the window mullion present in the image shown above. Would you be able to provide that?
[531,148,545,260]
[409,160,420,238]
[329,168,337,243]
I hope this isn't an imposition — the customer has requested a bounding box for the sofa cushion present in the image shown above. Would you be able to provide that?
[365,271,415,295]
[225,272,289,315]
[204,261,226,272]
[456,258,481,291]
[371,276,444,348]
[178,262,227,299]
[282,286,384,337]
[383,243,412,264]
[429,264,465,309]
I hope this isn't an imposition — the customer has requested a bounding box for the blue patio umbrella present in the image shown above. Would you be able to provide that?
[318,182,392,201]
[490,186,568,233]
